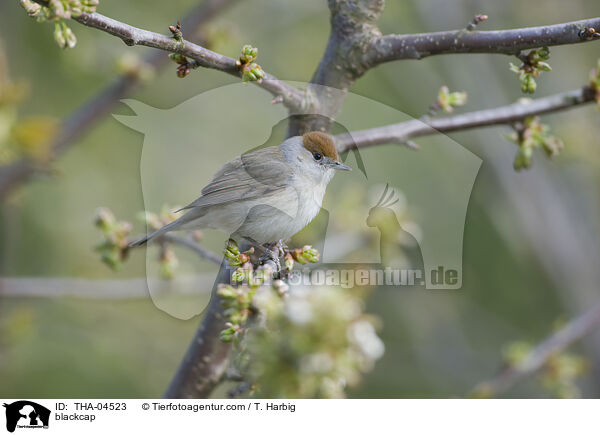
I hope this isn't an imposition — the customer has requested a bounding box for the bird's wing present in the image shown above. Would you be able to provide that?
[178,146,292,210]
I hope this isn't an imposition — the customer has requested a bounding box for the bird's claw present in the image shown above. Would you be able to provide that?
[259,242,284,277]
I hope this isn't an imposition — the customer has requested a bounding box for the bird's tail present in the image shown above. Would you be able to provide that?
[129,214,192,247]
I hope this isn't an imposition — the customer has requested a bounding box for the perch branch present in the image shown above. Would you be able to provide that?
[163,261,233,398]
[367,17,600,64]
[335,86,596,152]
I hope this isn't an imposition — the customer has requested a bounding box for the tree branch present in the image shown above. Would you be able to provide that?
[162,233,221,265]
[335,86,596,152]
[367,17,600,64]
[33,1,306,111]
[0,0,238,199]
[286,0,385,135]
[163,261,232,398]
[470,301,600,397]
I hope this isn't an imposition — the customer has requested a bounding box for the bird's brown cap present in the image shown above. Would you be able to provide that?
[302,131,339,161]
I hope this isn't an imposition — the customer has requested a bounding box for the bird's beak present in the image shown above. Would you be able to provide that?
[332,161,352,171]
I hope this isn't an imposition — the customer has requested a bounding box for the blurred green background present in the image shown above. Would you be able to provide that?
[1,0,600,398]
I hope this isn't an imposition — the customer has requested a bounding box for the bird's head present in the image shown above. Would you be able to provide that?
[282,131,351,183]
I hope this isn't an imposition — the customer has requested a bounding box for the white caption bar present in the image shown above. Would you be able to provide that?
[1,399,596,434]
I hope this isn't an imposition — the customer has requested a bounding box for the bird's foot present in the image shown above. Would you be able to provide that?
[259,242,282,277]
[275,239,288,257]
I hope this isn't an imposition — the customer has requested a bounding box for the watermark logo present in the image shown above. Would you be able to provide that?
[3,401,50,433]
[114,81,481,318]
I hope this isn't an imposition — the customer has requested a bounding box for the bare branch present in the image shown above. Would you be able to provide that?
[162,233,221,265]
[470,301,600,397]
[43,3,306,110]
[0,276,213,299]
[367,17,600,64]
[335,86,596,152]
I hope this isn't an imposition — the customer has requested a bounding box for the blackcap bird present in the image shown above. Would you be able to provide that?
[130,131,351,247]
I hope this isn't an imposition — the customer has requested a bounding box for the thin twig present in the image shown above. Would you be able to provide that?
[0,276,214,299]
[31,0,305,111]
[470,301,600,397]
[162,233,221,265]
[335,86,596,152]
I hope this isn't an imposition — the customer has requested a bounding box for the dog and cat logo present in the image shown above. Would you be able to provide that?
[3,401,50,432]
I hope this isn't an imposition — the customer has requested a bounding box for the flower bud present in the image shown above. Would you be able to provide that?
[219,328,236,342]
[62,23,77,49]
[232,267,249,282]
[285,252,294,270]
[301,246,320,263]
[242,63,265,83]
[19,0,42,17]
[94,207,115,232]
[54,22,67,49]
[217,284,237,299]
[272,279,289,296]
[537,47,550,60]
[513,145,533,171]
[169,53,187,65]
[240,44,258,64]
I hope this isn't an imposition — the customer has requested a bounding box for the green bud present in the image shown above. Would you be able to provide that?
[226,239,240,255]
[242,63,265,83]
[240,44,258,64]
[537,62,552,72]
[513,145,533,171]
[54,22,67,49]
[292,249,307,265]
[284,252,294,271]
[232,267,249,282]
[227,257,242,267]
[521,75,536,94]
[159,249,178,280]
[541,137,564,158]
[94,207,115,232]
[62,22,77,49]
[301,246,320,263]
[82,0,99,12]
[169,53,187,65]
[101,248,122,271]
[509,62,521,74]
[219,328,236,342]
[537,47,550,60]
[19,0,42,17]
[448,91,467,107]
[49,0,67,19]
[217,284,237,299]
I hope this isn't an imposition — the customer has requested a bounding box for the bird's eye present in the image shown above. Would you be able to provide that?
[313,152,322,161]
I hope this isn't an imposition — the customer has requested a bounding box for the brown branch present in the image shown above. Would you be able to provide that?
[335,86,596,153]
[163,261,232,398]
[470,301,600,397]
[286,0,385,135]
[0,0,238,199]
[367,17,600,64]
